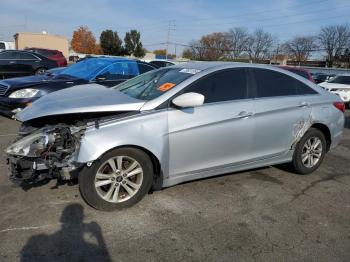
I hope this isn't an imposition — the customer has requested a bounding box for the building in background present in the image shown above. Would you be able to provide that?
[14,32,69,58]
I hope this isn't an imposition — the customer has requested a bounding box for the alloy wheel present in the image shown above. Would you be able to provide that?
[94,156,143,203]
[301,136,323,168]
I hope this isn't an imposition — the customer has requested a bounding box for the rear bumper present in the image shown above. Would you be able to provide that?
[0,97,36,118]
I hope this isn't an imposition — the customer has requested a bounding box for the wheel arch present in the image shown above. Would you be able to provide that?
[310,123,331,152]
[93,144,163,190]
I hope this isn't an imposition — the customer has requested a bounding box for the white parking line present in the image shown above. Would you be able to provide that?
[0,134,17,137]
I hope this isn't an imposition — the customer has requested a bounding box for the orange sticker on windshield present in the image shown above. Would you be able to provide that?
[158,82,176,92]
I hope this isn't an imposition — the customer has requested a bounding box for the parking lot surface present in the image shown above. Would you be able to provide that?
[0,112,349,262]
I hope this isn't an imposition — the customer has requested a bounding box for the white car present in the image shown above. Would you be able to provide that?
[0,41,15,51]
[319,74,350,107]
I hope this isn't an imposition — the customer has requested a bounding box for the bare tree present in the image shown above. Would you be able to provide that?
[282,36,317,64]
[318,24,350,66]
[185,33,229,61]
[225,27,250,59]
[246,29,274,62]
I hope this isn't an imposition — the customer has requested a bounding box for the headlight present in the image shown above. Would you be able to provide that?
[5,131,55,157]
[9,88,42,98]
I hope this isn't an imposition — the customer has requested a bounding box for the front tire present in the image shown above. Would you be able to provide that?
[290,128,326,175]
[79,148,154,211]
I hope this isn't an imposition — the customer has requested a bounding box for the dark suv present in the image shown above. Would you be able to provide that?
[25,48,67,67]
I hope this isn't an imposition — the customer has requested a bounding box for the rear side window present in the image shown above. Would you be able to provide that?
[252,68,317,98]
[0,43,5,49]
[186,69,248,104]
[19,53,37,60]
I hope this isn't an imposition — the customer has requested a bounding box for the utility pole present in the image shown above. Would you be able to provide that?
[165,20,176,59]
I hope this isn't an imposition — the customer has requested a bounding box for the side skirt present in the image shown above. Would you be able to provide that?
[162,151,293,188]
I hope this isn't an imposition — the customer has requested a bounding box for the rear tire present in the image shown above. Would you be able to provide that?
[290,128,326,175]
[79,148,154,211]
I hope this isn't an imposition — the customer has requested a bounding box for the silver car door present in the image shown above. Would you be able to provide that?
[249,68,317,159]
[167,68,255,177]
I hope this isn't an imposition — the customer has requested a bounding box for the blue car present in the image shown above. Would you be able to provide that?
[0,57,157,117]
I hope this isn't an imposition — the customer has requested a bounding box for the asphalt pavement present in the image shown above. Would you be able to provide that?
[0,112,349,262]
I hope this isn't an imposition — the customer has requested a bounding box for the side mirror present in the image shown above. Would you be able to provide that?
[172,92,204,108]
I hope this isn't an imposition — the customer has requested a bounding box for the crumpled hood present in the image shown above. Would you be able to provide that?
[16,84,145,122]
[319,82,350,90]
[0,75,50,88]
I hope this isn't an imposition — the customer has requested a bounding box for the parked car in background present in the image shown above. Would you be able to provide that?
[5,62,344,210]
[0,41,15,51]
[311,73,336,84]
[25,48,67,67]
[148,59,176,68]
[319,74,350,108]
[0,57,157,117]
[278,66,315,82]
[0,50,58,79]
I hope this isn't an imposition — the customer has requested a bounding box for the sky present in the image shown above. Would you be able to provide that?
[0,0,349,55]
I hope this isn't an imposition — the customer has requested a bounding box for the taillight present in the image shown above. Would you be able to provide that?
[333,102,345,113]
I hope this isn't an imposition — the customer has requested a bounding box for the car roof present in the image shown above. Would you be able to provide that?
[84,56,136,63]
[171,61,289,72]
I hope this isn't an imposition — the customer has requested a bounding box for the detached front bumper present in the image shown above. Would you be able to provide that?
[7,155,83,185]
[0,97,36,118]
[7,156,50,184]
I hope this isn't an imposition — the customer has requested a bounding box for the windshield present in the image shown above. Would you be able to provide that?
[329,75,350,85]
[113,68,195,101]
[54,58,113,80]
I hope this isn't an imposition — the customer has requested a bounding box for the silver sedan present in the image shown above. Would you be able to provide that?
[6,62,345,211]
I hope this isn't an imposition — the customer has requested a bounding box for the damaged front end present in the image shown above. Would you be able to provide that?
[5,124,85,185]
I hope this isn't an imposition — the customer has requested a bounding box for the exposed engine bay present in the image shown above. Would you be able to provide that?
[6,112,135,186]
[6,124,85,185]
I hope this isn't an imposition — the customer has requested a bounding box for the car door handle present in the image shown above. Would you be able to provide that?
[298,102,310,108]
[237,111,254,118]
[9,61,16,64]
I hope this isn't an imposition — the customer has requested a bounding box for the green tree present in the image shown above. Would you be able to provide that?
[153,49,166,56]
[124,30,145,57]
[100,30,123,55]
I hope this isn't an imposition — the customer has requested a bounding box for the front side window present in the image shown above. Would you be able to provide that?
[185,69,248,104]
[252,68,317,98]
[113,67,193,101]
[328,75,350,85]
[0,43,5,50]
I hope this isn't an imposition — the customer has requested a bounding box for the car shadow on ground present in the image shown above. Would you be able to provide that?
[345,114,350,129]
[20,203,112,262]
